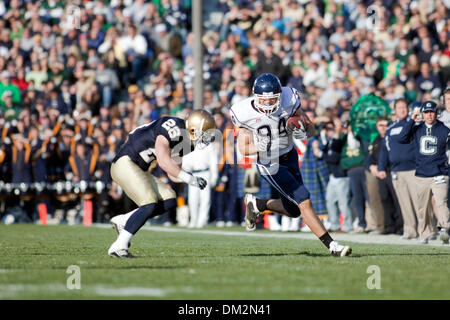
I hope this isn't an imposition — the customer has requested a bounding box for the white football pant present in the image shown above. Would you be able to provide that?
[188,171,212,228]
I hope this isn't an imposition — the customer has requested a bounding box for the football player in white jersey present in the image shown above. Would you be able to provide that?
[230,73,352,257]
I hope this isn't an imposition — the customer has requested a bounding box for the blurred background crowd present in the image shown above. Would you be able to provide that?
[0,0,449,238]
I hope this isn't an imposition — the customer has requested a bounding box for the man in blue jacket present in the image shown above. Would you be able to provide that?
[396,100,450,244]
[378,99,427,240]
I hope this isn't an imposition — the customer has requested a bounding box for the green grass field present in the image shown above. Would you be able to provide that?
[0,224,449,300]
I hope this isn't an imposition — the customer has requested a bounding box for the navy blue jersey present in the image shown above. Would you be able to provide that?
[378,119,416,172]
[113,117,191,171]
[397,119,450,177]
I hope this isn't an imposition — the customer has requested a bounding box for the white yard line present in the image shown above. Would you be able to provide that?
[0,283,193,298]
[94,224,450,248]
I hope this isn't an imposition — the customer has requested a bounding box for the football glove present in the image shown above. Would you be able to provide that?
[177,170,208,190]
[194,177,207,190]
[292,122,307,141]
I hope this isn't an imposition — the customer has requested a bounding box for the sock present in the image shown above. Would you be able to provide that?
[255,198,269,212]
[116,229,133,249]
[319,232,334,249]
[124,203,157,234]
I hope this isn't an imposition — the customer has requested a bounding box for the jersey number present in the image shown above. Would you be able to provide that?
[256,118,288,150]
[420,136,437,155]
[162,119,181,139]
[139,148,156,164]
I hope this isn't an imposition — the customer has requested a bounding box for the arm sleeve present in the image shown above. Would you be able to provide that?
[396,119,416,144]
[229,108,251,130]
[289,87,302,117]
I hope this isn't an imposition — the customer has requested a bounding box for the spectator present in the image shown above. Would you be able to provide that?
[397,101,450,244]
[319,120,354,233]
[118,25,148,81]
[95,60,120,108]
[415,62,442,97]
[378,99,423,239]
[0,71,21,107]
[340,125,368,233]
[256,42,286,82]
[369,116,403,235]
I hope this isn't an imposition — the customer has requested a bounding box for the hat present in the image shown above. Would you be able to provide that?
[128,84,138,94]
[421,101,437,113]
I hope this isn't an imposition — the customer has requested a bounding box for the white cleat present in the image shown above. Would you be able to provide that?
[110,214,132,248]
[110,214,127,235]
[244,194,260,231]
[108,240,135,258]
[329,241,352,257]
[439,229,449,244]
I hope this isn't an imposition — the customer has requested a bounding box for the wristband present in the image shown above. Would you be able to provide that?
[177,170,195,185]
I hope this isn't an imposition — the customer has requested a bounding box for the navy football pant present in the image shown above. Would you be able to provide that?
[256,148,310,217]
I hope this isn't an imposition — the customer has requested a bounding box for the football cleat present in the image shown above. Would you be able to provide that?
[439,229,449,244]
[108,249,136,258]
[329,241,352,257]
[244,194,260,231]
[110,214,126,235]
[108,240,134,258]
[110,214,131,248]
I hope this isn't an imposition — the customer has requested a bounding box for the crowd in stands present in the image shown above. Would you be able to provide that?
[0,0,449,240]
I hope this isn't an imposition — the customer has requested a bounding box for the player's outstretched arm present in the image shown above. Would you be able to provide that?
[155,135,207,189]
[236,127,259,156]
[294,108,314,138]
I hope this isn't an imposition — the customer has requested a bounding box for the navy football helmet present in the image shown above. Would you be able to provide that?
[252,73,282,115]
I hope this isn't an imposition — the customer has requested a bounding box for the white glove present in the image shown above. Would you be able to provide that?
[257,136,270,152]
[292,122,307,141]
[177,170,208,190]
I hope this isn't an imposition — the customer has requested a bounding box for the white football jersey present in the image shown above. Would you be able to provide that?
[230,86,301,161]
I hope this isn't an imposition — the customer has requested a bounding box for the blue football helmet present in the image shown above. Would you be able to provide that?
[252,73,282,115]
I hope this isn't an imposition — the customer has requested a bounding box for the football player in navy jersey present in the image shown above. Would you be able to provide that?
[108,110,216,257]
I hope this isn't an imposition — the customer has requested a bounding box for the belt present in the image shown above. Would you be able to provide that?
[192,169,210,173]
